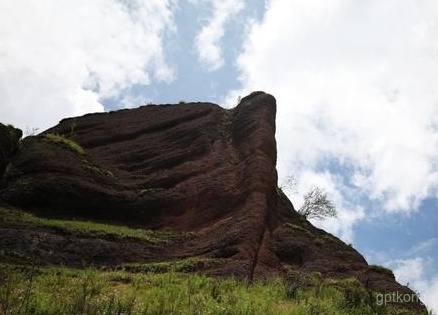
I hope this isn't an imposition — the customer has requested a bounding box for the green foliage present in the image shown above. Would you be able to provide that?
[44,134,116,180]
[43,133,85,156]
[284,223,311,235]
[313,234,338,245]
[324,277,371,309]
[82,159,116,180]
[0,207,187,245]
[120,257,225,274]
[0,265,427,315]
[138,187,166,196]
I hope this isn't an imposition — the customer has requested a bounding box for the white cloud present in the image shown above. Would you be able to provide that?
[194,0,244,71]
[407,238,438,257]
[119,93,152,109]
[281,170,365,242]
[0,0,176,131]
[228,0,438,220]
[389,257,438,314]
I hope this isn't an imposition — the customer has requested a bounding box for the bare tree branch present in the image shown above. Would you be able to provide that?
[298,186,337,220]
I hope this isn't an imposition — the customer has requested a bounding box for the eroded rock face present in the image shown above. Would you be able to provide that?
[0,92,425,312]
[0,123,22,179]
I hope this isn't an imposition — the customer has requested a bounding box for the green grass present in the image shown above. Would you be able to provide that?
[120,257,226,274]
[138,187,166,196]
[82,159,116,180]
[283,223,311,235]
[0,264,428,315]
[0,206,430,314]
[0,207,190,245]
[43,133,85,156]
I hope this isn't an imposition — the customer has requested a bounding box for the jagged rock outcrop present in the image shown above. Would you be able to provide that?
[0,123,22,179]
[0,92,425,312]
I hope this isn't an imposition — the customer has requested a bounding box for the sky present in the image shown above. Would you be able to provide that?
[0,0,437,311]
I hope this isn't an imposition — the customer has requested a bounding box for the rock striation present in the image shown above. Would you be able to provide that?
[0,92,425,312]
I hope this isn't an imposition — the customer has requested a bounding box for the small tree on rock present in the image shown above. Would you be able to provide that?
[298,186,337,220]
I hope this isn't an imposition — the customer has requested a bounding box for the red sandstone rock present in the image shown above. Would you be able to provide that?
[0,92,425,312]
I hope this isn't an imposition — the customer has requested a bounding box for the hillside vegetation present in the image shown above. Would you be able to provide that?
[2,264,426,315]
[0,205,430,315]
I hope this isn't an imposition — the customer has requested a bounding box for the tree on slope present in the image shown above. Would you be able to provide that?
[298,186,337,220]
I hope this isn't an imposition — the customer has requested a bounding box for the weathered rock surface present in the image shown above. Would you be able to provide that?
[0,123,22,178]
[0,92,425,312]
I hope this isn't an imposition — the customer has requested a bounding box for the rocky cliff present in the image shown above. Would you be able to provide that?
[0,92,425,312]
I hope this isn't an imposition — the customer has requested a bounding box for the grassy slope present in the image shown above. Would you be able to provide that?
[0,265,408,315]
[0,206,431,315]
[0,206,189,244]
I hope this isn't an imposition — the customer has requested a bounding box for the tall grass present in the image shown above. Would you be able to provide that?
[0,265,429,315]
